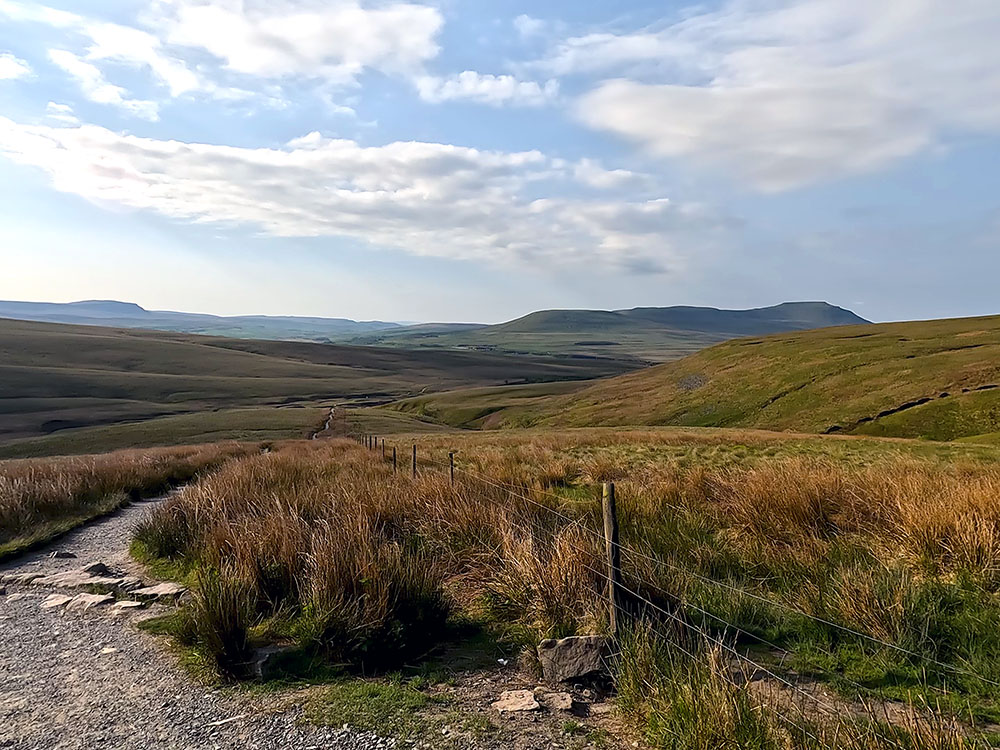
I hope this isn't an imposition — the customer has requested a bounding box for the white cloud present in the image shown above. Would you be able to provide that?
[514,14,545,39]
[0,51,31,79]
[0,1,214,105]
[0,118,728,272]
[45,101,78,124]
[83,21,201,97]
[0,0,75,27]
[539,32,691,77]
[561,0,1000,190]
[1,0,443,109]
[155,0,443,82]
[571,158,648,190]
[48,49,159,121]
[416,71,558,107]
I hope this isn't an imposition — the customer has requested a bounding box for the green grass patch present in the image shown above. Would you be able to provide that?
[305,678,443,738]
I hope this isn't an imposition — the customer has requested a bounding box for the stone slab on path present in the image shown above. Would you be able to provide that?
[31,570,123,589]
[40,594,74,610]
[66,593,115,612]
[132,582,187,601]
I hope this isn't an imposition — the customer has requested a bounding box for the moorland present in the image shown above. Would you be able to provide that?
[5,303,1000,749]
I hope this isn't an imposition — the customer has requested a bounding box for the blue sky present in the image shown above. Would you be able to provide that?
[0,0,998,324]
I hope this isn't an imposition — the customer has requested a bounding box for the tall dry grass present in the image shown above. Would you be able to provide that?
[133,434,1000,744]
[0,442,255,557]
[135,440,605,672]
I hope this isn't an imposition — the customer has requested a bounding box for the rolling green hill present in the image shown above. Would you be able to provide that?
[387,314,1000,441]
[2,299,867,363]
[351,301,868,362]
[0,318,632,450]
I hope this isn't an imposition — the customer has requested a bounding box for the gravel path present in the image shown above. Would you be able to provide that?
[0,496,394,750]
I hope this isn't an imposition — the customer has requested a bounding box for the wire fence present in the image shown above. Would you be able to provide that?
[350,433,991,745]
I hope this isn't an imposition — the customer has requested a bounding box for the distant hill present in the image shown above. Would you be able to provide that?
[417,314,1000,441]
[351,302,869,362]
[0,300,401,342]
[0,299,868,361]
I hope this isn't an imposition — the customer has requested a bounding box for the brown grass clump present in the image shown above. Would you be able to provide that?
[135,440,607,672]
[0,442,254,558]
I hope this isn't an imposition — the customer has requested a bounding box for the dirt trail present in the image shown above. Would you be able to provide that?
[311,406,337,440]
[0,495,390,750]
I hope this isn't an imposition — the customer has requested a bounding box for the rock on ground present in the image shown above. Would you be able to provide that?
[537,691,574,711]
[491,690,541,713]
[537,635,609,684]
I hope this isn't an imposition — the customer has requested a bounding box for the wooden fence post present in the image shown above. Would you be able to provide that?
[603,482,622,637]
[392,446,397,473]
[449,452,455,485]
[412,444,417,478]
[382,439,385,459]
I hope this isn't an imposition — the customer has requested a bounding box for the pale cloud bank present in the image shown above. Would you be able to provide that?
[554,0,1000,190]
[0,118,728,271]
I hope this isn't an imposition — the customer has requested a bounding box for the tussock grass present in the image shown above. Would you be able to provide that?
[134,440,612,674]
[132,430,1000,745]
[0,443,254,558]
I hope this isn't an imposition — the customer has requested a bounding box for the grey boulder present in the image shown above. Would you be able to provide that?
[537,635,609,684]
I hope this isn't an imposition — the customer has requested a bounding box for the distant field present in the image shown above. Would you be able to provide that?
[385,381,585,429]
[0,406,329,459]
[342,408,457,437]
[349,326,724,363]
[387,314,1000,441]
[0,318,631,447]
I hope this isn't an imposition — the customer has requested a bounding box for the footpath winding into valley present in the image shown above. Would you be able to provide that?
[0,495,388,750]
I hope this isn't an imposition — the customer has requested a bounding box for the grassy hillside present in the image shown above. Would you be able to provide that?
[386,381,586,429]
[0,318,631,446]
[391,314,1000,440]
[350,301,868,362]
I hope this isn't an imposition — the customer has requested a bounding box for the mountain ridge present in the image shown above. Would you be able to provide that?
[351,301,870,362]
[0,299,869,358]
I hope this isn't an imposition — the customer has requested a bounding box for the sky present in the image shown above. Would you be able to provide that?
[0,0,998,324]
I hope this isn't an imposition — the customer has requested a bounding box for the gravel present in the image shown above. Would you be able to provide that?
[0,496,396,750]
